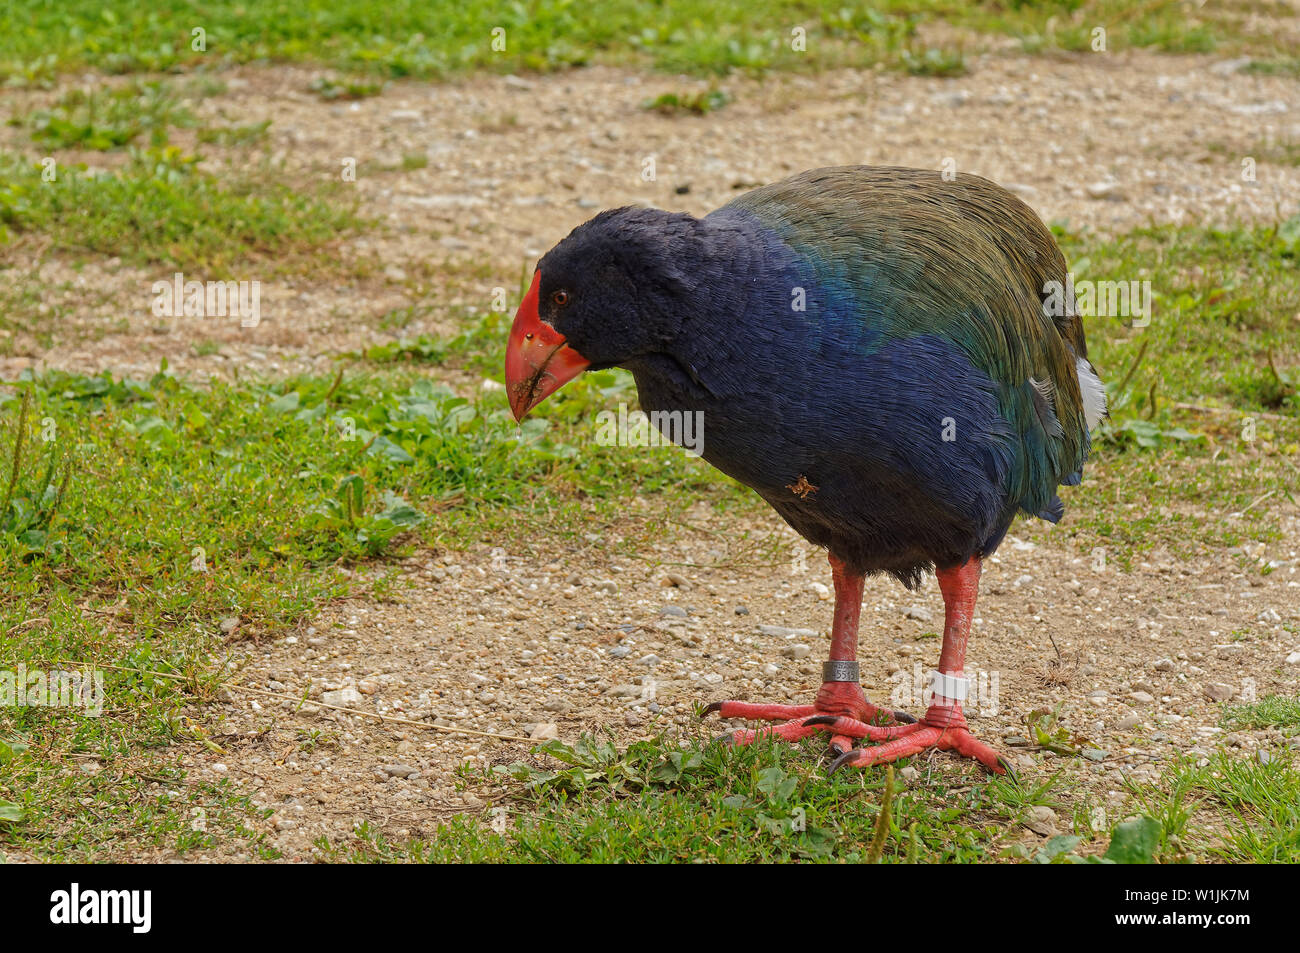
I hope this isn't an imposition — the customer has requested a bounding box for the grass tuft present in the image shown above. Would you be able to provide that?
[0,149,363,270]
[0,1,1288,83]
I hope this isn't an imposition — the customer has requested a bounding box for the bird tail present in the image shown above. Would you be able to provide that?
[1035,494,1065,523]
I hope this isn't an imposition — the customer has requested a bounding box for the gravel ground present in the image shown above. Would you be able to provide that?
[186,502,1300,862]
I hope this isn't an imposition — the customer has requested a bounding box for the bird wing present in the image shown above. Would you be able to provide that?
[725,165,1105,519]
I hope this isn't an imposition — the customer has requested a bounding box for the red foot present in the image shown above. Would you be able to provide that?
[704,680,916,756]
[809,704,1010,775]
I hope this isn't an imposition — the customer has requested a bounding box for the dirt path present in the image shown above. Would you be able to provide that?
[4,50,1298,382]
[191,503,1298,862]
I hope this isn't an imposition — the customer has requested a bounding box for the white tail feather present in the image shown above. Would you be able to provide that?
[1076,357,1107,430]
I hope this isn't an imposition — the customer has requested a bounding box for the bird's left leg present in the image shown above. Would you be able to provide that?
[809,556,1010,775]
[703,553,915,753]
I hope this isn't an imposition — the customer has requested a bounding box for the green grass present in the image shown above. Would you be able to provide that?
[1058,220,1300,418]
[1223,696,1300,734]
[0,149,362,270]
[1155,753,1300,863]
[303,726,1300,864]
[0,0,1289,84]
[0,358,716,620]
[644,88,731,116]
[314,733,1044,863]
[195,119,272,147]
[1019,219,1300,563]
[309,732,1199,864]
[901,45,967,76]
[1251,139,1300,168]
[1206,135,1300,169]
[0,352,732,858]
[1244,57,1300,78]
[307,75,386,101]
[18,79,194,151]
[1040,444,1296,567]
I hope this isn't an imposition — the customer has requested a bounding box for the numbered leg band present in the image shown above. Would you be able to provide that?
[822,660,859,683]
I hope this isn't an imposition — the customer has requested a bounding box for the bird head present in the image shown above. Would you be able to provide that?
[505,207,699,420]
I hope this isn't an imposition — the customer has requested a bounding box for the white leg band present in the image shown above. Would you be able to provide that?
[928,670,970,702]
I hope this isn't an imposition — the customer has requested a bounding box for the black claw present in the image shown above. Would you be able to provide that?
[701,701,724,719]
[828,749,864,775]
[891,709,918,725]
[712,732,736,746]
[802,715,837,728]
[829,742,847,757]
[995,755,1018,779]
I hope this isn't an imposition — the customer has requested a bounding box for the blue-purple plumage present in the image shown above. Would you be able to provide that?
[532,166,1106,586]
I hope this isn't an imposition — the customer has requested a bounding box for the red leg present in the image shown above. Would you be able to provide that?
[824,557,1009,775]
[704,553,915,754]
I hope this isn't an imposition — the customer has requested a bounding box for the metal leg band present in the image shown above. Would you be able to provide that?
[822,660,859,682]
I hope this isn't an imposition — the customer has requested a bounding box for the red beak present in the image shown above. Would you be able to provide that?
[504,272,591,421]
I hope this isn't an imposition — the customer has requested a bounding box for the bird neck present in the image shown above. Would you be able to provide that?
[624,209,786,402]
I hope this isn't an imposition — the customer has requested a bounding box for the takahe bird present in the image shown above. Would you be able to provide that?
[504,166,1106,774]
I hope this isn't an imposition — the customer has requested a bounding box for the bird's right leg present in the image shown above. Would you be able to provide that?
[703,553,915,753]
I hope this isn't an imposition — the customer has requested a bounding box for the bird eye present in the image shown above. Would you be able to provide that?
[552,290,570,307]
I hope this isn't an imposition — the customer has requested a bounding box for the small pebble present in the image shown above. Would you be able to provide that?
[322,688,364,707]
[1024,805,1058,836]
[1204,683,1236,703]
